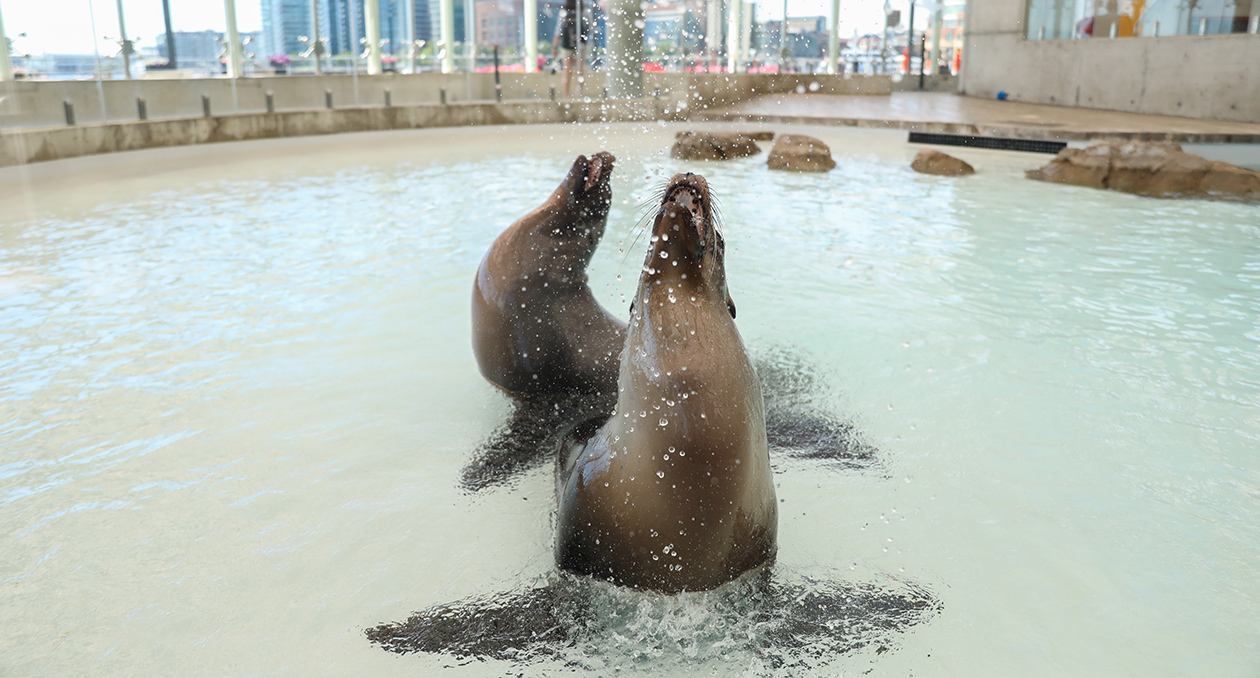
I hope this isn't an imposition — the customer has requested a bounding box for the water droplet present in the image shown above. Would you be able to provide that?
[659,417,668,426]
[660,251,668,259]
[657,470,665,478]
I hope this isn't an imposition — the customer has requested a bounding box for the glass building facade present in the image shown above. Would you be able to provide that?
[1026,0,1260,39]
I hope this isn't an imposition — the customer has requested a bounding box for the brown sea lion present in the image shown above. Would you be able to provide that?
[555,172,777,593]
[472,152,626,397]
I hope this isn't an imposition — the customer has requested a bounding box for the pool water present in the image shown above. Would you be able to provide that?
[2,123,1258,677]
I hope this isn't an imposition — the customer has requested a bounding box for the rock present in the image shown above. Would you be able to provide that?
[1025,145,1113,189]
[1200,161,1260,198]
[1026,140,1260,202]
[910,148,975,176]
[767,135,836,172]
[670,132,762,161]
[675,130,773,142]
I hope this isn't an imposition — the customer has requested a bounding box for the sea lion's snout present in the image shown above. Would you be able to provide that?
[658,173,711,252]
[569,152,616,194]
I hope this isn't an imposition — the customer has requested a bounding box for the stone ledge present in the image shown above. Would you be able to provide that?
[701,112,1260,144]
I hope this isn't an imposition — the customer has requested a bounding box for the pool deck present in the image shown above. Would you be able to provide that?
[704,92,1260,143]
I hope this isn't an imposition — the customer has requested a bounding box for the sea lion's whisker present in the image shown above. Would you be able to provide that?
[620,213,656,266]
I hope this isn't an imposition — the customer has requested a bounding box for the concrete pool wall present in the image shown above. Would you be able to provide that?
[0,72,906,168]
[0,72,895,130]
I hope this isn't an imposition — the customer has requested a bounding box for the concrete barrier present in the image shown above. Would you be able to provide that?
[0,98,685,167]
[0,72,892,129]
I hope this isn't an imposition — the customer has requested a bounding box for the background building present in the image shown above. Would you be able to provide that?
[262,0,311,56]
[263,0,436,58]
[155,30,224,62]
[476,0,523,48]
[644,1,686,55]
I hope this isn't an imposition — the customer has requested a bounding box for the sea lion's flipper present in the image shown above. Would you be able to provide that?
[365,569,940,666]
[755,347,880,469]
[764,410,878,469]
[365,575,591,660]
[460,393,614,493]
[554,412,612,498]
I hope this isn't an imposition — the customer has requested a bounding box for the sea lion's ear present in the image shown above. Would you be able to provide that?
[726,292,736,319]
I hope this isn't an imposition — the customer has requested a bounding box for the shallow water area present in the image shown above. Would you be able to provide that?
[2,122,1259,677]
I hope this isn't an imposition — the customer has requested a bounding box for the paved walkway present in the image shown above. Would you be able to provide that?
[705,92,1260,143]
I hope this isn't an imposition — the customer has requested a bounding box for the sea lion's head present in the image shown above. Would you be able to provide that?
[550,151,615,236]
[636,172,735,319]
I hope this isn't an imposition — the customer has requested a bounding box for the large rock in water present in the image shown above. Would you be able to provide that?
[1027,141,1260,202]
[671,132,763,160]
[767,135,836,172]
[911,148,975,176]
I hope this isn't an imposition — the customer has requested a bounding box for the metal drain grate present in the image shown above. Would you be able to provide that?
[908,132,1067,154]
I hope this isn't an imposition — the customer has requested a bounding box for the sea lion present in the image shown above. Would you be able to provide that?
[555,172,777,593]
[472,152,626,397]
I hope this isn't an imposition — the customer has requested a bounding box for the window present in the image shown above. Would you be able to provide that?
[1025,0,1260,39]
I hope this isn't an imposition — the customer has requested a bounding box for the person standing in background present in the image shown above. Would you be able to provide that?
[552,0,588,98]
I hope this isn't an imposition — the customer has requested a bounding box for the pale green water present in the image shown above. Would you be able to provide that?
[1,124,1258,676]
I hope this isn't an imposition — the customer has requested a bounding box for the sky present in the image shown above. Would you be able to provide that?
[2,0,936,56]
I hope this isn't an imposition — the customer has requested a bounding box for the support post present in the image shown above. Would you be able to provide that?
[0,2,11,82]
[779,0,789,70]
[905,0,914,75]
[706,0,721,69]
[740,0,751,66]
[930,1,942,74]
[309,0,323,74]
[265,90,274,112]
[524,0,538,72]
[64,100,76,125]
[727,0,742,72]
[827,0,840,73]
[365,0,383,74]
[402,0,414,73]
[115,0,132,79]
[202,94,211,116]
[162,0,177,69]
[440,0,455,73]
[136,96,147,119]
[224,0,243,78]
[917,33,925,88]
[607,0,645,97]
[465,0,476,74]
